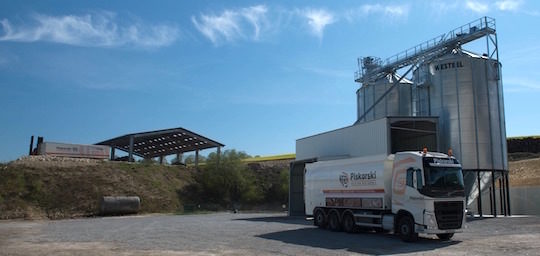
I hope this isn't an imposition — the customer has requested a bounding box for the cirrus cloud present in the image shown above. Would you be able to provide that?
[495,0,523,11]
[0,12,180,48]
[191,5,269,45]
[465,1,490,13]
[297,8,336,39]
[345,4,410,22]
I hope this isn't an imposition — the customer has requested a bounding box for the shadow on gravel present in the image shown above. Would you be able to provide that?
[465,216,497,222]
[257,228,460,255]
[234,216,312,226]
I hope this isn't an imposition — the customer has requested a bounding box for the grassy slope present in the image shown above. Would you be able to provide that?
[0,159,194,219]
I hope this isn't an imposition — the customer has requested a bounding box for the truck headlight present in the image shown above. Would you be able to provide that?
[424,212,437,229]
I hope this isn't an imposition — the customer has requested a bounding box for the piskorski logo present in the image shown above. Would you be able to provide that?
[339,172,349,187]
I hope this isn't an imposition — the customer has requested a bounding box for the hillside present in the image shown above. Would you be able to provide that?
[0,156,195,219]
[508,157,540,187]
[0,154,538,220]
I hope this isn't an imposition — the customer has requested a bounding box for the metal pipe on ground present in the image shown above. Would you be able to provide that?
[99,196,141,216]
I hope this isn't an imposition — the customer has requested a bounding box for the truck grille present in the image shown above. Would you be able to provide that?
[434,201,463,230]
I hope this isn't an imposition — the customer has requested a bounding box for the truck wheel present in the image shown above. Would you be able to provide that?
[314,209,327,228]
[328,211,341,232]
[398,216,418,242]
[342,213,355,233]
[436,233,454,240]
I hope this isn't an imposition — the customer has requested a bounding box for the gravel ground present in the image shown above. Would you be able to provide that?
[1,212,539,255]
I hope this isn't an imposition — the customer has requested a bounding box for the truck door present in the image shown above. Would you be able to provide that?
[405,167,426,224]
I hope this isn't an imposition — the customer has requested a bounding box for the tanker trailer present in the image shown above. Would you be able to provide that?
[305,150,466,242]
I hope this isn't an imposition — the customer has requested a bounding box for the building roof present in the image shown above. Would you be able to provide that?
[96,127,224,159]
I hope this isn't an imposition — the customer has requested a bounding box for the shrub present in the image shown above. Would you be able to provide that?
[179,149,264,209]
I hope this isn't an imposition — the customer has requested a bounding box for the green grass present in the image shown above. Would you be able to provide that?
[243,154,295,163]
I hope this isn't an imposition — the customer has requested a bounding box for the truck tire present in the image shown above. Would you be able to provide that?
[314,209,327,228]
[398,215,418,242]
[436,233,454,240]
[342,213,355,233]
[328,211,342,232]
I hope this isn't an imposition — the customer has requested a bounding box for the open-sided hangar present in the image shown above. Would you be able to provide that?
[97,127,224,164]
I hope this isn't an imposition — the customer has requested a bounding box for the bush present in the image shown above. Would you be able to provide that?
[179,150,263,210]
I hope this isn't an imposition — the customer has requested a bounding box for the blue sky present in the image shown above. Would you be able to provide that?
[0,0,539,162]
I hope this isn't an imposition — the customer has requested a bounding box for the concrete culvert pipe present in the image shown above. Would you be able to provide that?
[99,196,141,216]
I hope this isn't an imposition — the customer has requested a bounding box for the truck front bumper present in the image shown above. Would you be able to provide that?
[415,211,464,234]
[416,223,463,234]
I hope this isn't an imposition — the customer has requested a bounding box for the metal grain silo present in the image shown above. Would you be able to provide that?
[357,74,413,123]
[416,49,507,171]
[414,49,508,209]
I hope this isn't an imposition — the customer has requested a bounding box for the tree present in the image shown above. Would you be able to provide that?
[179,149,263,209]
[183,154,206,165]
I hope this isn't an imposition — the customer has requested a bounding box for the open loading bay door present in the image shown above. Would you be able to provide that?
[290,117,439,216]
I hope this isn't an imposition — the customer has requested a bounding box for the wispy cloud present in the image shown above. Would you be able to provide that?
[465,1,490,13]
[431,0,536,15]
[495,0,523,11]
[191,5,268,45]
[428,1,460,15]
[504,78,540,93]
[297,8,336,39]
[345,4,409,22]
[0,12,180,48]
[301,66,350,79]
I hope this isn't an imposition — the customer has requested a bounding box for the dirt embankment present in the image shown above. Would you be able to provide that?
[509,157,540,187]
[0,156,195,220]
[1,154,538,220]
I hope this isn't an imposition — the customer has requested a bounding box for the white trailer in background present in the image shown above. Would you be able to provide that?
[38,142,110,159]
[305,150,466,242]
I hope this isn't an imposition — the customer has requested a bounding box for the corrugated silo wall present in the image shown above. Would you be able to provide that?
[357,77,412,123]
[418,51,508,206]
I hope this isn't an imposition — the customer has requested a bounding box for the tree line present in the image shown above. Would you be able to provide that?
[178,149,289,211]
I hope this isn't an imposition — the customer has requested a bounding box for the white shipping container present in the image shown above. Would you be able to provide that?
[38,142,110,159]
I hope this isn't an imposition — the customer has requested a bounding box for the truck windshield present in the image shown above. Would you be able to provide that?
[421,166,465,198]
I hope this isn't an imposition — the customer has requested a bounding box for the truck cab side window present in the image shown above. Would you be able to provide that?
[416,169,423,189]
[406,168,414,187]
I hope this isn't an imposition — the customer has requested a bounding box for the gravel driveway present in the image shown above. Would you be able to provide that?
[1,212,539,255]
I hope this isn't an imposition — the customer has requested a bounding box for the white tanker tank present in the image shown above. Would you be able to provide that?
[305,150,466,242]
[305,154,393,212]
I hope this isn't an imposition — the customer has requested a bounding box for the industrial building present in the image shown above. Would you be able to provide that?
[290,17,510,217]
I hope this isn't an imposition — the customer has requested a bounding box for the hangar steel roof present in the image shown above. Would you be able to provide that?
[96,127,224,159]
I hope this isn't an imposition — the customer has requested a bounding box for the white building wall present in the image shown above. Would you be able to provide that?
[296,118,389,160]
